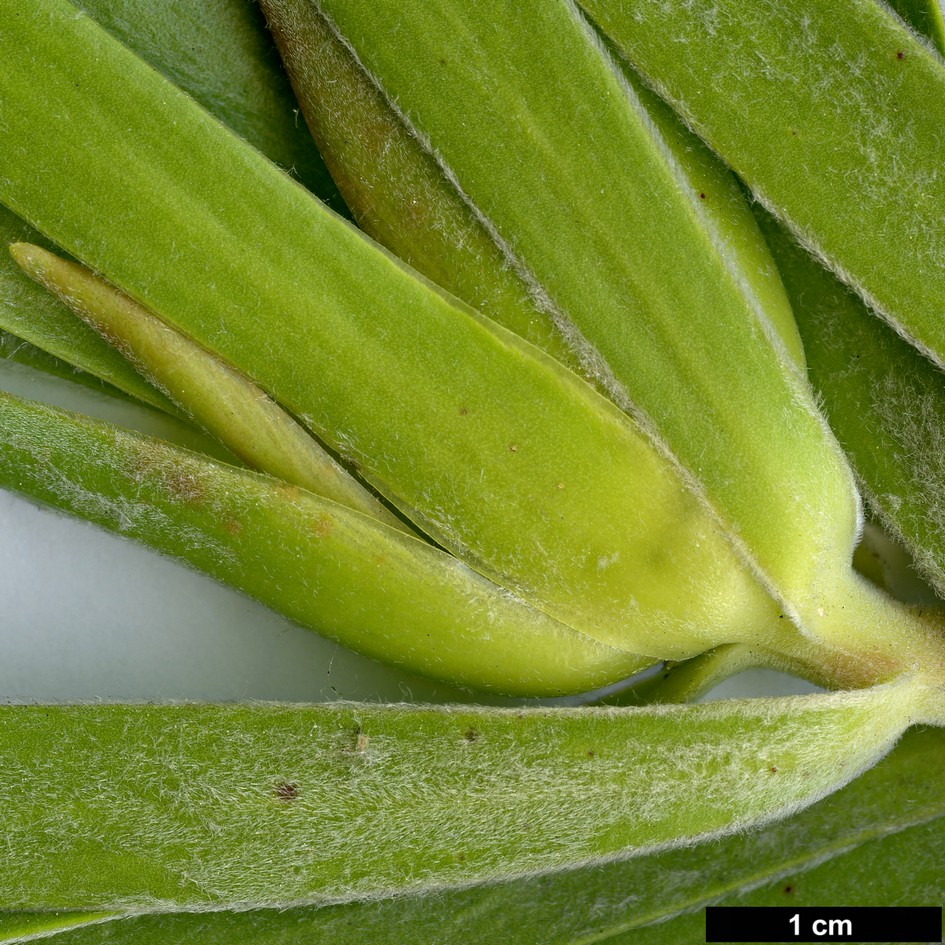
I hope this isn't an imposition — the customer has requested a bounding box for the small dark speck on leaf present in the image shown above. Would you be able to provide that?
[897,50,905,60]
[784,884,794,895]
[274,781,299,801]
[587,749,596,758]
[464,728,479,742]
[459,405,468,416]
[351,723,369,752]
[509,443,519,453]
[769,766,778,774]
[699,192,706,199]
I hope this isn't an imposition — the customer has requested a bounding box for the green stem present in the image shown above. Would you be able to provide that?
[810,570,945,691]
[599,645,796,705]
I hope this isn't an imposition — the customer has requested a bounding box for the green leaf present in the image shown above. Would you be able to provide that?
[0,389,643,695]
[887,0,945,60]
[578,0,945,377]
[10,244,407,532]
[742,0,945,605]
[1,724,942,940]
[261,0,583,375]
[758,209,945,602]
[0,680,934,911]
[74,0,343,209]
[273,0,943,675]
[304,0,851,591]
[0,0,809,676]
[0,0,344,399]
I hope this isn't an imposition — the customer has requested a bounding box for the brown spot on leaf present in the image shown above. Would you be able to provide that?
[897,50,905,60]
[459,405,468,416]
[699,192,706,199]
[273,781,299,801]
[509,443,519,453]
[160,468,205,505]
[587,749,596,758]
[463,728,479,742]
[129,451,207,506]
[224,518,242,536]
[345,723,369,753]
[770,766,778,774]
[783,884,794,895]
[311,515,334,538]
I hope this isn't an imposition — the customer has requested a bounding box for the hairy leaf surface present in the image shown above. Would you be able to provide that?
[0,684,932,910]
[0,725,941,940]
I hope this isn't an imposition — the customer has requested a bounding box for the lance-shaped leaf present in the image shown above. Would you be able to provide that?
[10,243,407,532]
[0,389,645,695]
[263,0,945,674]
[3,725,942,943]
[0,677,937,911]
[0,0,343,398]
[577,0,945,375]
[0,0,811,671]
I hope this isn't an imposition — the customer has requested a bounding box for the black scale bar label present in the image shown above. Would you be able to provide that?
[705,906,942,943]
